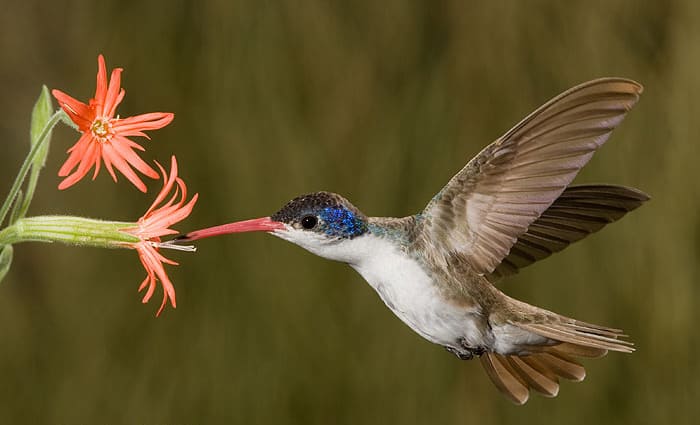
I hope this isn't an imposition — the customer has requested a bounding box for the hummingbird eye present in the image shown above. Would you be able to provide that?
[301,215,318,229]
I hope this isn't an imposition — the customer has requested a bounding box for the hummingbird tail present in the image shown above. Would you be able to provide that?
[481,314,634,404]
[480,346,598,405]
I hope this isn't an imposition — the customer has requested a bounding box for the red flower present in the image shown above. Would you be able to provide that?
[52,55,174,192]
[122,156,198,316]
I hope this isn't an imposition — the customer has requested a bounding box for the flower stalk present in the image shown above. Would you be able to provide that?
[0,216,140,248]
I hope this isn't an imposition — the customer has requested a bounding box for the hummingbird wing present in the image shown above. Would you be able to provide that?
[415,78,642,275]
[486,184,649,282]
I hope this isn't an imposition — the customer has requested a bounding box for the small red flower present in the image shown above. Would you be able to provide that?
[52,55,174,192]
[122,156,198,316]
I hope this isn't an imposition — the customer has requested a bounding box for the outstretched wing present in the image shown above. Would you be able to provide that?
[486,184,649,282]
[415,78,643,275]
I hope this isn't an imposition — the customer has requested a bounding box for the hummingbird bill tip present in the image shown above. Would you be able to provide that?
[173,233,191,242]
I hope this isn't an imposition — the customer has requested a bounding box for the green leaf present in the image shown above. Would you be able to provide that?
[0,244,13,283]
[17,86,55,219]
[30,85,54,166]
[0,108,62,227]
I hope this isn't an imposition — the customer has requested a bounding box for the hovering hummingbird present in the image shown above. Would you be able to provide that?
[176,78,648,404]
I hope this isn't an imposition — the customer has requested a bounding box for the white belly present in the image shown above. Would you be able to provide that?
[273,229,537,355]
[347,235,485,348]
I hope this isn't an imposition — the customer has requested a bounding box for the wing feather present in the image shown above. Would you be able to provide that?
[415,78,643,274]
[487,185,649,281]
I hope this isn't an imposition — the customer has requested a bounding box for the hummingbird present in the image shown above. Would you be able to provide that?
[176,78,648,404]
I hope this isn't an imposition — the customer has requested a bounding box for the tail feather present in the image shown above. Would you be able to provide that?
[481,348,590,404]
[566,320,627,337]
[507,356,559,397]
[481,314,632,404]
[533,352,586,381]
[517,321,634,353]
[550,342,607,358]
[481,353,530,405]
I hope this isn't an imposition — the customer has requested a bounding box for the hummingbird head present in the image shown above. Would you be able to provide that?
[176,191,370,263]
[268,192,369,260]
[271,192,368,237]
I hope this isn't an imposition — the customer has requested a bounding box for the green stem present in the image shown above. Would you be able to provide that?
[0,216,140,248]
[0,111,64,227]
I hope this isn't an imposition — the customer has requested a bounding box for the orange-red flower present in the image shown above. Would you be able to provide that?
[52,55,174,192]
[122,156,198,316]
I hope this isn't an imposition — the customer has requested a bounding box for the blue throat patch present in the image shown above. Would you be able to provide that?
[319,207,367,238]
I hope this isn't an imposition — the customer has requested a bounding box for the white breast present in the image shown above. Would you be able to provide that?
[346,234,483,348]
[272,228,487,349]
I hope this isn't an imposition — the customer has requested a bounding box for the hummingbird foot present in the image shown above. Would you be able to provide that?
[444,339,486,360]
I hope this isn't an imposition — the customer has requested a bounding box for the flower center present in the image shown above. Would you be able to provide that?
[90,118,114,142]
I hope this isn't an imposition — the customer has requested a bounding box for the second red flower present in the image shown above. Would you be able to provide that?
[52,55,174,192]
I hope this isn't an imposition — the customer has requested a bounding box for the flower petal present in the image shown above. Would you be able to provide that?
[102,151,118,182]
[142,193,198,239]
[52,89,94,130]
[136,248,157,300]
[102,143,148,192]
[106,89,126,119]
[144,157,178,217]
[58,141,100,190]
[111,135,159,178]
[137,243,177,316]
[58,132,94,176]
[92,145,102,180]
[102,68,124,117]
[94,54,108,108]
[113,112,174,134]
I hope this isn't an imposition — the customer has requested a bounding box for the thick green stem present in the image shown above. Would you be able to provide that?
[0,111,64,227]
[0,216,140,248]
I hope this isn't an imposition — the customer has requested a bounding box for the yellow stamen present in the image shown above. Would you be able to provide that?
[90,118,114,142]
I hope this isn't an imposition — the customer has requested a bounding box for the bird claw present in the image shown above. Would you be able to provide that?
[445,339,486,360]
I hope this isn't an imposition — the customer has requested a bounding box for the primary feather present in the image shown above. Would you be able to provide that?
[417,78,643,275]
[487,184,649,281]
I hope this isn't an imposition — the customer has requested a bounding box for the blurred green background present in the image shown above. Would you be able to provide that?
[0,0,698,423]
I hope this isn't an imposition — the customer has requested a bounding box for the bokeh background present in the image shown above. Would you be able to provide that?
[0,1,698,423]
